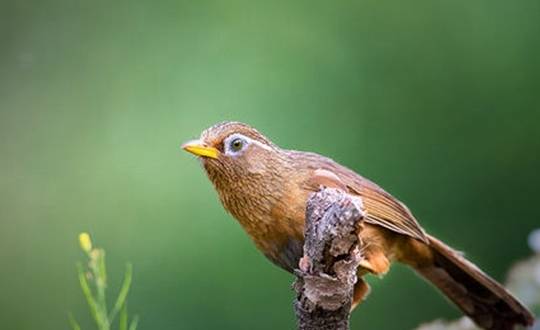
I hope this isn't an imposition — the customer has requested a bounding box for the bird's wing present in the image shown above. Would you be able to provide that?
[303,165,428,243]
[349,180,428,243]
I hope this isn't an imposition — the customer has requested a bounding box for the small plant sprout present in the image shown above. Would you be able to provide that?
[70,232,138,330]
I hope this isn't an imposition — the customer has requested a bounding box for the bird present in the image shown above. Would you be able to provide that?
[182,121,534,330]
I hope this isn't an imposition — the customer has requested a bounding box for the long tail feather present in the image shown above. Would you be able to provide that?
[415,235,534,330]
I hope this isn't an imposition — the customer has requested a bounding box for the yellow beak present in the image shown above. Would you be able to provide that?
[182,140,219,159]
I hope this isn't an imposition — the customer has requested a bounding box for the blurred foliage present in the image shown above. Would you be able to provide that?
[0,0,539,329]
[71,233,138,330]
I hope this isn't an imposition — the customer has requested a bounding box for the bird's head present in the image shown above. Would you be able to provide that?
[182,122,306,269]
[182,121,289,193]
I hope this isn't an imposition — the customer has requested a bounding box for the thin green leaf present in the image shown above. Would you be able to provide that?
[95,249,108,315]
[109,263,133,322]
[68,313,82,330]
[98,249,107,285]
[128,315,139,330]
[77,263,102,326]
[119,303,128,330]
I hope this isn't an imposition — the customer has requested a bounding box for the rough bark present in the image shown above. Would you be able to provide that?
[294,188,366,330]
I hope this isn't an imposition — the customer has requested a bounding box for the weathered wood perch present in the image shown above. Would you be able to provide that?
[294,187,366,330]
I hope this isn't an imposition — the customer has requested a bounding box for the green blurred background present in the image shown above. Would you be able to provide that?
[1,1,539,329]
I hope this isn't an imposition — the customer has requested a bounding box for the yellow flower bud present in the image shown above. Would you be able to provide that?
[79,232,92,253]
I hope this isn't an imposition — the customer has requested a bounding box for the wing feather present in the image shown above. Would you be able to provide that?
[292,150,428,243]
[289,150,429,244]
[352,182,428,243]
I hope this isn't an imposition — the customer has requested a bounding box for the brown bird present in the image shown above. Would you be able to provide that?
[182,121,533,330]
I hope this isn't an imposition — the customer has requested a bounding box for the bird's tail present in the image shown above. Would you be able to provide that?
[414,235,534,330]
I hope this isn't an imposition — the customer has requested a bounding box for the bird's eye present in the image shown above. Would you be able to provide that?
[229,138,244,152]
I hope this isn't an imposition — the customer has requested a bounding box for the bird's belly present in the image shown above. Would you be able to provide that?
[261,220,403,275]
[222,198,305,272]
[262,235,305,272]
[256,191,308,272]
[227,184,402,274]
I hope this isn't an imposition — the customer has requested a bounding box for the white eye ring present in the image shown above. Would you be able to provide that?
[223,133,250,156]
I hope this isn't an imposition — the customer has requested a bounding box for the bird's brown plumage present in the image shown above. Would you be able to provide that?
[183,121,534,329]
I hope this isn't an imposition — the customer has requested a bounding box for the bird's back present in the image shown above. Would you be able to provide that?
[286,150,428,243]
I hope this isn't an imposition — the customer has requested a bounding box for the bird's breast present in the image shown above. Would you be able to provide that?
[217,177,308,272]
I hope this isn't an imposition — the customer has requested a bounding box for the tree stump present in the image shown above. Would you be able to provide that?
[294,188,366,330]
